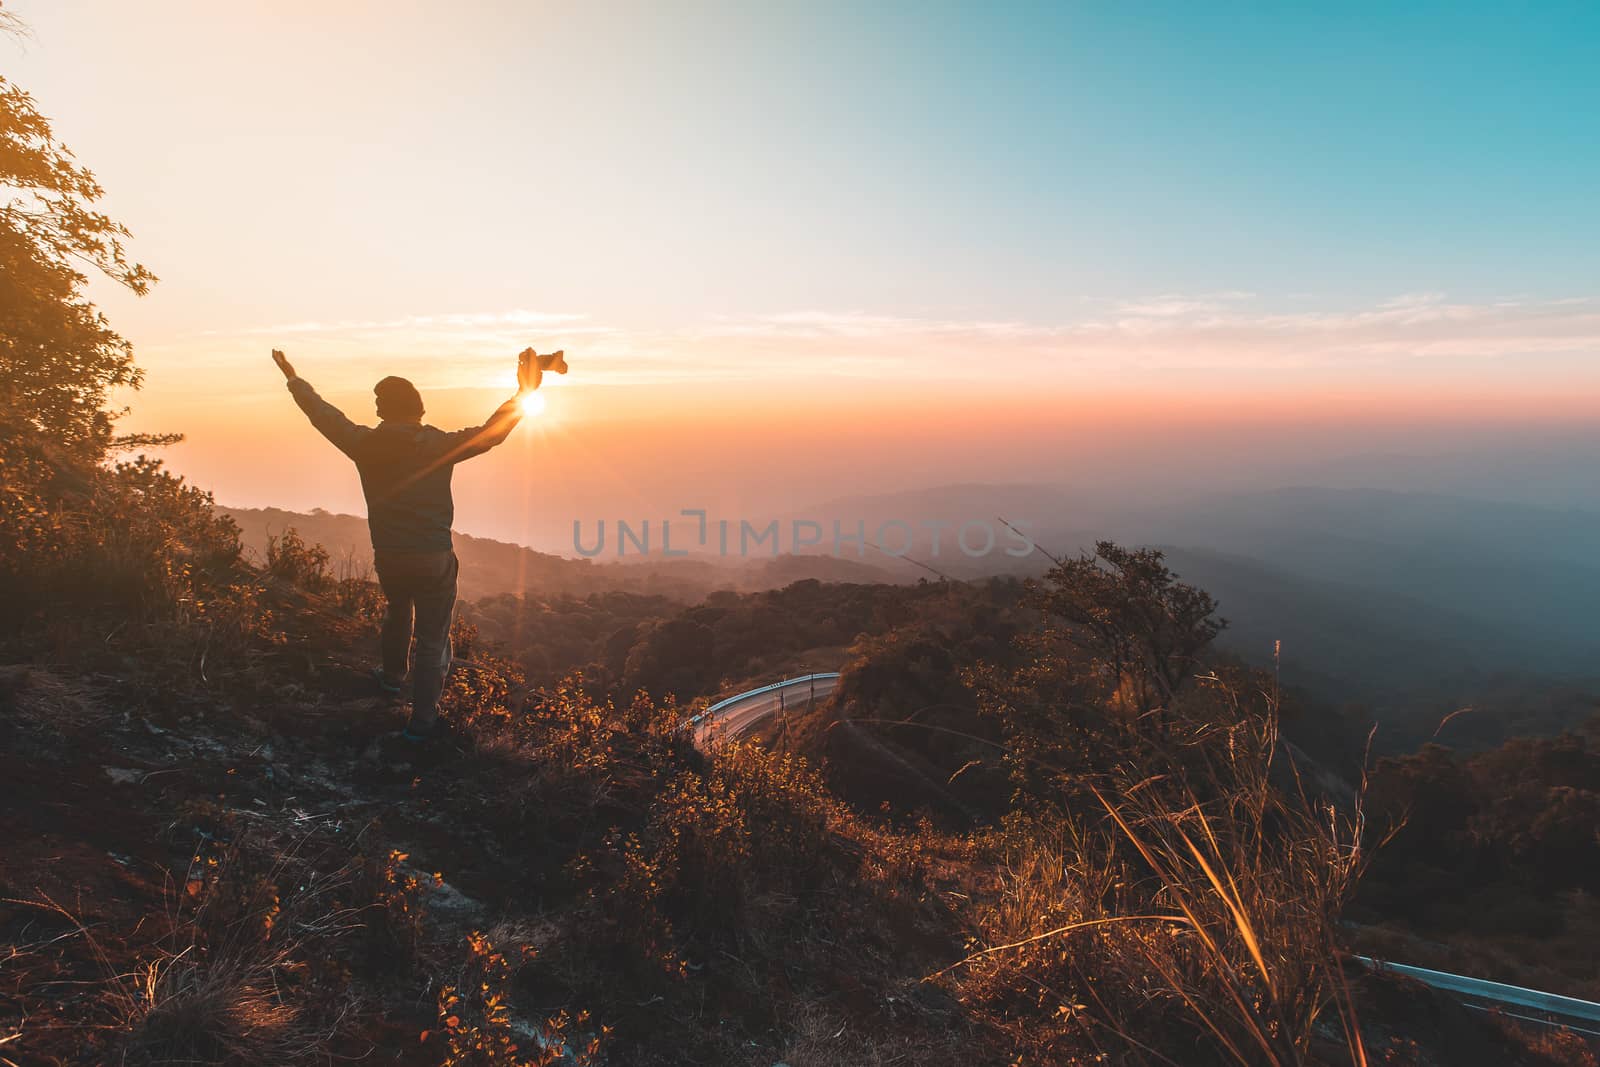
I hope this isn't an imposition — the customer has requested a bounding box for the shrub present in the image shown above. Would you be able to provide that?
[265,527,331,591]
[357,848,438,975]
[605,742,843,967]
[0,422,248,639]
[434,929,603,1067]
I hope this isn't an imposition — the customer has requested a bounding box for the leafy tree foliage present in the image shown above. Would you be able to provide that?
[1035,540,1226,726]
[955,542,1251,814]
[0,42,233,637]
[1364,718,1600,905]
[1,73,157,456]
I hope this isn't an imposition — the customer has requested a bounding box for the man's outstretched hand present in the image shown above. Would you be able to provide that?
[516,348,569,394]
[517,347,542,395]
[272,349,297,381]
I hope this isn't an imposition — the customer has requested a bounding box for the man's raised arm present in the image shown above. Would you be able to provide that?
[443,393,524,463]
[439,348,553,463]
[273,349,369,458]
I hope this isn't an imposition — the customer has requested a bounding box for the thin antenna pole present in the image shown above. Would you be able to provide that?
[867,539,957,583]
[997,515,1065,568]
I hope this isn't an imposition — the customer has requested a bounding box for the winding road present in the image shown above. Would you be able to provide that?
[687,672,840,744]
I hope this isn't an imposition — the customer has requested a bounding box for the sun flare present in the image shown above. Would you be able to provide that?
[519,391,547,417]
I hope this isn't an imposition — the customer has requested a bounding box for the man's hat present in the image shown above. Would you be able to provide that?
[374,376,424,419]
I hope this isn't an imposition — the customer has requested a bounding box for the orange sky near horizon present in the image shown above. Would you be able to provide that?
[121,354,1600,556]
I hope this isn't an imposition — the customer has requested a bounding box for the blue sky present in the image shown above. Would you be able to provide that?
[9,0,1597,326]
[663,0,1600,311]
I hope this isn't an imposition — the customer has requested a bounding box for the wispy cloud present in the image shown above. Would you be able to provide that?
[697,310,1043,341]
[215,309,598,337]
[1111,291,1257,318]
[1377,291,1447,310]
[168,294,1600,391]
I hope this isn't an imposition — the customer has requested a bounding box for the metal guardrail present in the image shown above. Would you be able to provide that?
[1358,957,1600,1032]
[686,672,841,728]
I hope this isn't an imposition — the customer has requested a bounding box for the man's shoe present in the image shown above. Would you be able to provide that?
[372,668,403,697]
[400,718,442,744]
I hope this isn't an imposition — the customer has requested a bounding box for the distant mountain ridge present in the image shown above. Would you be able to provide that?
[779,483,1600,710]
[1116,486,1600,681]
[218,506,904,603]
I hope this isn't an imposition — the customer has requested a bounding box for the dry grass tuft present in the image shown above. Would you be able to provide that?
[945,672,1374,1065]
[119,948,310,1066]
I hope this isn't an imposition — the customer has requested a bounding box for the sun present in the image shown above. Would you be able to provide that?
[518,391,547,417]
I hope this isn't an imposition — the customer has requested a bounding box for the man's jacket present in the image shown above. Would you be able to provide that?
[287,378,521,553]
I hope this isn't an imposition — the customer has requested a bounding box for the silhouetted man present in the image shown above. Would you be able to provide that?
[272,348,543,741]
